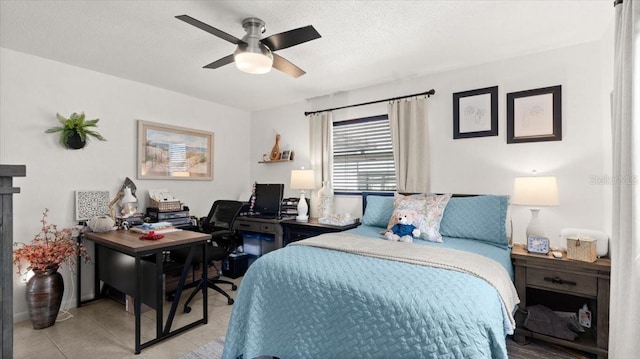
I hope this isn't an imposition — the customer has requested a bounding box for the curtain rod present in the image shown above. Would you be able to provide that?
[304,89,436,116]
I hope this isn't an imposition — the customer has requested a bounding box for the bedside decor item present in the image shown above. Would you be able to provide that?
[137,120,213,180]
[281,150,292,161]
[290,168,315,222]
[453,86,498,139]
[560,228,609,257]
[88,215,115,233]
[566,236,597,262]
[13,209,90,329]
[507,85,562,143]
[526,236,550,254]
[318,180,334,218]
[512,175,559,239]
[45,112,106,149]
[270,134,281,160]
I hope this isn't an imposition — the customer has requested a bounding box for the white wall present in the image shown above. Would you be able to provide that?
[251,40,612,250]
[0,48,251,321]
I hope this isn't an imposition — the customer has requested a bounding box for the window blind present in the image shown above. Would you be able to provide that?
[332,115,396,192]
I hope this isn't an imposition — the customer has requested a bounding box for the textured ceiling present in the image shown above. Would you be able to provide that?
[0,0,613,112]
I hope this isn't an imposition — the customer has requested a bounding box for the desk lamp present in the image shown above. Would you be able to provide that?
[512,176,559,238]
[120,186,138,218]
[290,168,315,222]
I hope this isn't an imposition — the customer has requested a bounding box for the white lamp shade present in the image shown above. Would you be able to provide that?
[121,187,137,205]
[512,176,559,206]
[290,170,315,190]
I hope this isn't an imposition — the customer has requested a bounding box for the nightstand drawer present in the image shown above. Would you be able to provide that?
[527,268,597,297]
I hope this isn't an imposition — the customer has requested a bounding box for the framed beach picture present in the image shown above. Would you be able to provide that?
[137,120,214,180]
[507,85,562,143]
[453,86,498,139]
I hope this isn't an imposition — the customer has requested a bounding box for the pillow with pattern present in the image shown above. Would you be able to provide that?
[387,193,452,242]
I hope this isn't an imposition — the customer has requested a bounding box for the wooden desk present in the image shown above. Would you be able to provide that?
[78,229,210,354]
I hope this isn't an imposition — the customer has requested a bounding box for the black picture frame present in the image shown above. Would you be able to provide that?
[507,85,562,144]
[453,86,498,139]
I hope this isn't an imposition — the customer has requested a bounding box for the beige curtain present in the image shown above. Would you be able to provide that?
[609,1,639,357]
[388,98,430,193]
[308,111,333,217]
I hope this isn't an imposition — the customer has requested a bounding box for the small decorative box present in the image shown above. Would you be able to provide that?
[149,199,182,212]
[566,236,597,262]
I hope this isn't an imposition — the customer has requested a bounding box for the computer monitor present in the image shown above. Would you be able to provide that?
[253,183,284,218]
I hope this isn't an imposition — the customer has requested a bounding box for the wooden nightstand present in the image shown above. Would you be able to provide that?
[281,218,360,246]
[511,245,611,358]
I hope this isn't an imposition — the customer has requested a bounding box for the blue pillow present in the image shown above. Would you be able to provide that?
[439,195,509,248]
[362,195,395,227]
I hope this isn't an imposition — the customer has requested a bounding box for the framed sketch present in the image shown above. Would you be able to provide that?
[281,150,291,161]
[507,85,562,143]
[137,120,214,180]
[453,86,498,139]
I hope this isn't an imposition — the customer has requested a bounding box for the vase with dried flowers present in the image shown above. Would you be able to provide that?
[13,208,90,329]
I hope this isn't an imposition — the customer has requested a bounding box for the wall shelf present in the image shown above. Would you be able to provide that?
[258,159,292,164]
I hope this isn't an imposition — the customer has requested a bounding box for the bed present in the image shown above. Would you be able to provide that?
[222,193,519,359]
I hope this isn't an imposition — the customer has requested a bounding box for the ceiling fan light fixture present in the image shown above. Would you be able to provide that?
[234,30,274,74]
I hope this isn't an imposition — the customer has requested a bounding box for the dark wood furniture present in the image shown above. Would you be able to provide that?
[1,165,26,359]
[233,216,284,252]
[79,229,210,354]
[281,218,361,246]
[511,244,611,358]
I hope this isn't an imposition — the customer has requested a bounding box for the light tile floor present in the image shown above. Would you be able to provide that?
[13,276,242,359]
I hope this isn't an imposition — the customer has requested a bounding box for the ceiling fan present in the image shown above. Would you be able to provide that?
[176,15,321,78]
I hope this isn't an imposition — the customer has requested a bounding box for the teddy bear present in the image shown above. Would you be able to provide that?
[384,209,421,243]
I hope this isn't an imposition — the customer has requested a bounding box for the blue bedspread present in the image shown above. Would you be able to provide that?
[223,231,514,359]
[349,225,514,280]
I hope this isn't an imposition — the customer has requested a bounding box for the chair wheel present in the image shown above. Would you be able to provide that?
[227,298,234,305]
[183,305,192,313]
[232,284,238,291]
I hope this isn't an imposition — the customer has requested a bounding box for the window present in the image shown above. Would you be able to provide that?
[332,115,396,192]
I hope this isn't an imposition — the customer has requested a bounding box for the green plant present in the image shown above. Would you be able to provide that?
[45,112,106,149]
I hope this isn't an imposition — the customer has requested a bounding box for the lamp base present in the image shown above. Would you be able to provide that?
[296,191,309,222]
[526,208,546,238]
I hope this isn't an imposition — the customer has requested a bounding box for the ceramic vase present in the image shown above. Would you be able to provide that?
[26,267,64,329]
[318,181,334,218]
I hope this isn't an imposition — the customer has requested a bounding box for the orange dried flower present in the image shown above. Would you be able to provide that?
[13,208,91,274]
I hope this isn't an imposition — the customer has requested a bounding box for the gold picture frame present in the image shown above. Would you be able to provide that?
[137,120,214,180]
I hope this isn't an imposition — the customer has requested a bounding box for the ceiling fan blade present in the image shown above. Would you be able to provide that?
[203,54,235,69]
[260,25,321,51]
[272,54,306,78]
[176,15,243,45]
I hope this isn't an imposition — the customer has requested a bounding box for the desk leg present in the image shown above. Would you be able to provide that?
[164,246,194,334]
[76,235,82,308]
[202,242,208,324]
[155,251,163,339]
[134,255,142,355]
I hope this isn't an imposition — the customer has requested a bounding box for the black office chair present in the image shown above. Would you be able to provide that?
[172,200,244,310]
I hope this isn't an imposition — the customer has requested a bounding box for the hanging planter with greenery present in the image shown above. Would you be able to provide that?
[45,112,107,149]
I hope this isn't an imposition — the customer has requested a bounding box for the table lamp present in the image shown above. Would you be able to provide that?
[120,186,138,218]
[512,176,559,238]
[290,168,315,222]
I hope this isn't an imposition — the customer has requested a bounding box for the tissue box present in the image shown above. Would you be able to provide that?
[566,237,597,262]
